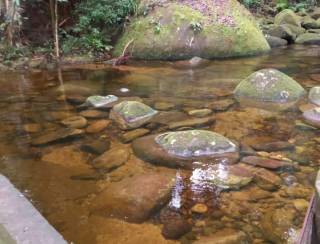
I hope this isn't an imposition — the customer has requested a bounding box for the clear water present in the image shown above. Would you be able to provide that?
[0,45,319,243]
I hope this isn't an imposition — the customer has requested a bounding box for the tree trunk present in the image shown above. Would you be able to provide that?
[49,0,59,60]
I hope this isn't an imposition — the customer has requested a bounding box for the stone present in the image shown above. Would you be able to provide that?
[309,86,320,106]
[120,128,150,143]
[303,107,320,128]
[266,24,296,42]
[110,101,158,130]
[66,95,86,105]
[91,172,176,223]
[293,199,309,212]
[234,69,306,110]
[79,110,108,119]
[252,141,294,152]
[311,7,320,19]
[299,103,318,112]
[23,123,41,133]
[150,111,189,125]
[173,57,210,69]
[86,120,110,133]
[91,145,130,172]
[61,116,87,129]
[274,9,301,27]
[113,0,270,60]
[85,95,118,108]
[241,156,294,170]
[283,184,313,198]
[31,128,84,146]
[80,140,111,155]
[296,33,320,45]
[191,203,208,214]
[206,99,235,111]
[168,117,215,130]
[194,228,249,244]
[261,207,298,243]
[132,130,240,169]
[154,102,175,111]
[265,35,288,47]
[302,16,320,29]
[311,74,320,82]
[188,109,212,118]
[190,164,252,190]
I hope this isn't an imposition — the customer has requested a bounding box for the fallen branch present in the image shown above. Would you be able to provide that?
[111,39,134,66]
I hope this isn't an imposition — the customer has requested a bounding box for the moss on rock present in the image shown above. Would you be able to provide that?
[114,0,270,60]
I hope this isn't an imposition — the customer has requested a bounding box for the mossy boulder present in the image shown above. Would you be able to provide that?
[274,9,301,27]
[234,69,306,110]
[114,0,270,60]
[296,33,320,45]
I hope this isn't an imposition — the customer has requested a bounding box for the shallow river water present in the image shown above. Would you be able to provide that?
[0,45,320,244]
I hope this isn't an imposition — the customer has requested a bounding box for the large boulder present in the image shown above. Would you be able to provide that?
[296,33,320,45]
[234,69,306,110]
[132,130,240,169]
[113,0,270,60]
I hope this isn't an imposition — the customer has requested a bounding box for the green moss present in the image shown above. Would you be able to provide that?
[114,0,270,60]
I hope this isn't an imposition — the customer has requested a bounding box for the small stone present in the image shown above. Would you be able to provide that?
[191,203,208,214]
[79,110,108,119]
[241,156,294,170]
[188,109,212,118]
[308,86,320,106]
[80,140,111,155]
[86,120,110,133]
[66,95,86,105]
[61,116,87,129]
[293,199,309,213]
[299,103,317,113]
[168,117,215,130]
[252,141,294,152]
[154,102,175,111]
[120,128,150,143]
[194,228,249,244]
[23,123,41,133]
[206,99,234,111]
[303,107,320,128]
[86,95,118,108]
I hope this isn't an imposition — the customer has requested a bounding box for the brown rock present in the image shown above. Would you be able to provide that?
[252,141,294,152]
[86,120,110,133]
[168,117,215,130]
[91,172,176,222]
[187,109,212,118]
[23,123,41,133]
[120,128,150,143]
[194,228,249,244]
[191,203,208,214]
[61,116,87,129]
[206,99,235,111]
[80,140,111,155]
[154,102,175,111]
[241,156,294,170]
[79,110,108,119]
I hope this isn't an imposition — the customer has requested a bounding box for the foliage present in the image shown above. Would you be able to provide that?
[62,0,137,54]
[242,0,261,8]
[190,21,203,33]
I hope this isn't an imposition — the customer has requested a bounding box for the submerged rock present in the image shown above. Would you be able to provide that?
[168,117,215,130]
[120,128,150,143]
[234,69,305,110]
[132,130,239,169]
[308,86,320,106]
[61,116,87,129]
[113,0,270,60]
[194,228,249,244]
[85,95,118,108]
[274,9,301,27]
[303,107,320,128]
[91,172,176,223]
[173,57,210,69]
[110,101,158,130]
[241,156,294,170]
[31,128,84,146]
[265,35,288,48]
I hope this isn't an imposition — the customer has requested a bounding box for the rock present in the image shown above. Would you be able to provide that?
[239,163,281,191]
[61,116,87,129]
[296,33,320,45]
[85,95,118,108]
[91,172,176,222]
[309,86,320,106]
[252,141,294,152]
[261,207,298,243]
[120,128,150,143]
[150,111,189,125]
[283,184,313,198]
[80,140,111,155]
[23,123,41,133]
[266,25,296,42]
[240,143,257,156]
[113,0,270,60]
[56,84,94,96]
[132,130,239,169]
[154,101,176,111]
[310,74,320,82]
[110,101,158,130]
[194,228,249,244]
[274,9,301,27]
[168,117,215,130]
[311,7,320,19]
[302,16,320,29]
[173,57,210,69]
[66,95,86,105]
[31,128,84,146]
[241,156,294,170]
[91,145,130,172]
[298,103,318,112]
[86,120,110,133]
[79,110,108,119]
[191,203,208,214]
[188,109,212,117]
[303,107,320,128]
[265,35,288,47]
[234,69,306,110]
[206,99,235,111]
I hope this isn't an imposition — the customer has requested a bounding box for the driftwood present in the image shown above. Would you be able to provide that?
[110,39,134,66]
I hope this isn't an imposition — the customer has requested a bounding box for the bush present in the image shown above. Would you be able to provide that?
[62,0,137,54]
[242,0,261,8]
